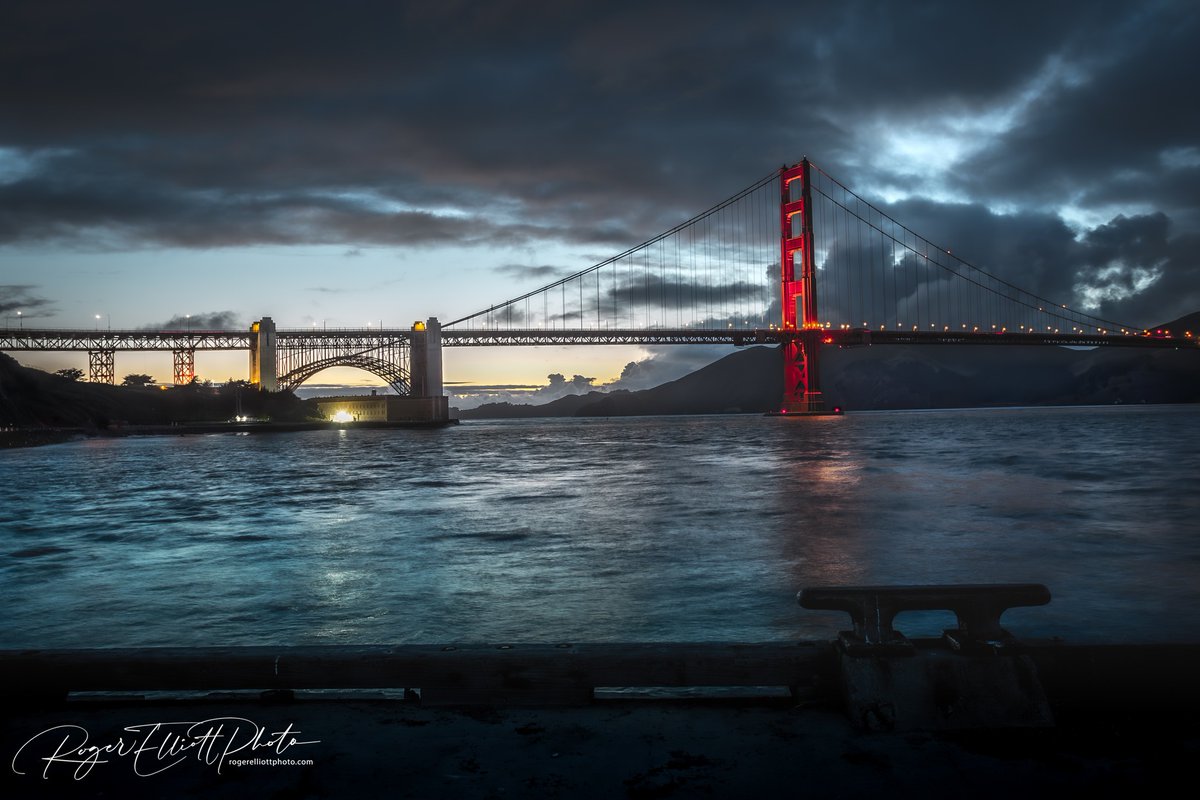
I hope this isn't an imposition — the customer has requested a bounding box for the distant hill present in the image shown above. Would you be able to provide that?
[578,345,782,416]
[458,337,1200,419]
[1156,311,1200,336]
[457,346,782,420]
[0,353,316,429]
[456,390,614,419]
[822,343,1199,409]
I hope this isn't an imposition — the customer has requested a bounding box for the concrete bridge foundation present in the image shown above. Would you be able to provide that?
[249,316,278,392]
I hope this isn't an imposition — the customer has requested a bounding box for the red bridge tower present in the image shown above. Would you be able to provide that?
[779,159,825,413]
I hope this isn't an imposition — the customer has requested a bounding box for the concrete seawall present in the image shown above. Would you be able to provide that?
[3,640,1198,798]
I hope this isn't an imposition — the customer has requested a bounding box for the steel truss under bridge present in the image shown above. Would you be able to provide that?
[275,330,413,395]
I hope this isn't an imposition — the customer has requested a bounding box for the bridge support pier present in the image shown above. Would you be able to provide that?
[781,330,824,414]
[88,349,114,385]
[173,348,195,385]
[249,317,278,391]
[410,317,448,420]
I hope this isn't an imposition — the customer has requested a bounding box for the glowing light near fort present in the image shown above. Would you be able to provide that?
[331,410,354,423]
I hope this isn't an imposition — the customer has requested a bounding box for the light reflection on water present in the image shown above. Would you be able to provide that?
[1,405,1198,647]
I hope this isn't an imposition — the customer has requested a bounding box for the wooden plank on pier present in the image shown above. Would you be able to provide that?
[0,643,836,701]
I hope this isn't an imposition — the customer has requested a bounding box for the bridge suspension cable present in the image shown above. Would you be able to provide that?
[446,157,1163,346]
[444,171,781,332]
[805,164,1139,337]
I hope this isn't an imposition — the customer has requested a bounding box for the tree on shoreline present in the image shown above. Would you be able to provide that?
[121,373,156,387]
[55,367,84,381]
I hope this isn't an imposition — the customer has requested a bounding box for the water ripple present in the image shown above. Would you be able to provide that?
[1,406,1198,647]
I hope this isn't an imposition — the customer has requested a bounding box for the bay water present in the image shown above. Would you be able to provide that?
[2,405,1198,648]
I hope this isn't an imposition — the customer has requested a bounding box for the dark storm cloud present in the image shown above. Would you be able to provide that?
[884,200,1199,326]
[1076,216,1200,326]
[606,275,764,310]
[944,3,1200,207]
[0,285,54,317]
[494,264,571,281]
[1136,232,1200,327]
[141,311,241,330]
[1,0,1197,324]
[484,305,531,325]
[879,200,1083,304]
[0,160,558,248]
[0,0,830,248]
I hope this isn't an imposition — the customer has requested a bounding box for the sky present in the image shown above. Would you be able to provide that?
[1,0,1197,405]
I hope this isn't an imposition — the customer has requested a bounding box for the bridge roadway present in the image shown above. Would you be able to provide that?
[439,327,1197,348]
[2,327,1195,350]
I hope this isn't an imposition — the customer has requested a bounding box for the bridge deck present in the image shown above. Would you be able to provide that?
[2,327,1193,351]
[439,328,1195,348]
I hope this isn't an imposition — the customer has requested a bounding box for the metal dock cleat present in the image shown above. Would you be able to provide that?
[798,583,1055,731]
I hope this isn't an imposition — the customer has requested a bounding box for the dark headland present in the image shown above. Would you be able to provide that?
[0,355,320,446]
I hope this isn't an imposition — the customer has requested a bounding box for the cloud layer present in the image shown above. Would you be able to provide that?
[1,0,1197,326]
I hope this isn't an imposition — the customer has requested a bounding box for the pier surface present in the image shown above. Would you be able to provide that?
[3,641,1199,798]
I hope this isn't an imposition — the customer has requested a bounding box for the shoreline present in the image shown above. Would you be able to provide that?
[0,419,459,448]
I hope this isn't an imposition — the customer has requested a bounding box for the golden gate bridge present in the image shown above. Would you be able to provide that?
[3,159,1195,414]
